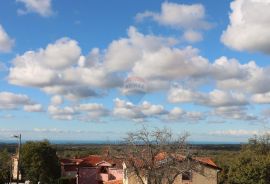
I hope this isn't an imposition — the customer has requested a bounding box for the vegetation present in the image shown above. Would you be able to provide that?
[215,134,270,184]
[20,140,61,184]
[111,127,193,184]
[0,149,10,184]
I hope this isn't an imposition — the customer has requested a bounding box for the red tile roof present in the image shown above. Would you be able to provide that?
[79,155,103,166]
[125,152,220,170]
[60,155,119,167]
[194,157,219,168]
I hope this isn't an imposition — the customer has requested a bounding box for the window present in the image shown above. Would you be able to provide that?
[100,166,108,174]
[182,171,192,181]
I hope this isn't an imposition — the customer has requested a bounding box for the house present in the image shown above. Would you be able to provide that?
[122,153,221,184]
[60,155,123,184]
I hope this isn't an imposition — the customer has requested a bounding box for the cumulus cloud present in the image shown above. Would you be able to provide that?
[104,26,177,72]
[132,46,209,81]
[213,106,258,121]
[17,0,53,17]
[0,25,14,53]
[167,107,205,122]
[24,104,43,112]
[136,2,211,42]
[221,0,270,54]
[216,61,270,94]
[75,103,109,120]
[113,98,170,122]
[113,98,145,121]
[47,102,110,121]
[0,92,30,110]
[112,98,204,123]
[50,95,63,106]
[168,86,248,107]
[136,2,210,30]
[8,37,122,100]
[252,92,270,104]
[48,105,76,120]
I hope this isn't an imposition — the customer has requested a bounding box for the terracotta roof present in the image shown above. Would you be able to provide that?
[60,158,83,165]
[125,152,220,170]
[60,155,120,167]
[103,180,123,184]
[194,157,220,169]
[79,155,103,166]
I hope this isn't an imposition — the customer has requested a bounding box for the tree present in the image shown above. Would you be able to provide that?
[0,149,10,184]
[20,141,61,184]
[111,127,196,184]
[227,134,270,184]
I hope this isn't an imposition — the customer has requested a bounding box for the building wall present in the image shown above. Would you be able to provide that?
[109,168,123,180]
[124,165,218,184]
[190,166,218,184]
[79,167,99,184]
[11,155,21,180]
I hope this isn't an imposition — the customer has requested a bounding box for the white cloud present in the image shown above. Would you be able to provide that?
[48,105,76,120]
[50,95,63,106]
[168,86,248,107]
[17,0,53,17]
[113,98,145,121]
[136,2,210,30]
[8,37,121,100]
[104,26,177,72]
[9,38,81,87]
[167,107,205,122]
[112,98,204,123]
[213,106,258,121]
[131,46,210,90]
[140,101,167,116]
[24,104,43,112]
[75,103,109,120]
[209,129,258,136]
[221,0,270,54]
[211,56,248,80]
[182,30,203,43]
[168,86,203,104]
[0,92,30,110]
[216,61,270,94]
[136,2,211,42]
[47,102,109,121]
[0,25,14,53]
[252,92,270,104]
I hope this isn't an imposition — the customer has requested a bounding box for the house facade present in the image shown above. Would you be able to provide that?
[123,156,220,184]
[60,155,123,184]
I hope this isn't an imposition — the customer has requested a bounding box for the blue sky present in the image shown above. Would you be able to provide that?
[0,0,270,142]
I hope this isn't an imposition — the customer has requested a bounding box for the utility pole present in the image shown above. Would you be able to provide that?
[13,134,21,184]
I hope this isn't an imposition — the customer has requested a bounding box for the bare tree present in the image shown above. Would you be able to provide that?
[111,127,198,184]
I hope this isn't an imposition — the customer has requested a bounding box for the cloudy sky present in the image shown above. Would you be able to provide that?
[1,0,270,142]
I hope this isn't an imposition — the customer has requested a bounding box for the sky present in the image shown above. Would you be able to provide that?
[1,0,270,142]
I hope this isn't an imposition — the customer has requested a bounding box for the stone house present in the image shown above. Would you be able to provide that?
[122,154,221,184]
